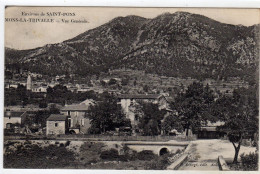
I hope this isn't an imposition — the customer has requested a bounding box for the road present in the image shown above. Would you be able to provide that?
[178,139,256,170]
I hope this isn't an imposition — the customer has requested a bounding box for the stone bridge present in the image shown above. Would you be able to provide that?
[123,140,189,156]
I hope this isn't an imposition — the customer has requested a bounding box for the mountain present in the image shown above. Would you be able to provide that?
[5,11,260,83]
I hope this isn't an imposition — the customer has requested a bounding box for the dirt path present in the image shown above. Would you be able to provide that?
[179,139,256,170]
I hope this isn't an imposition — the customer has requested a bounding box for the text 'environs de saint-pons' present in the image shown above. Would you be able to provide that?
[5,11,88,23]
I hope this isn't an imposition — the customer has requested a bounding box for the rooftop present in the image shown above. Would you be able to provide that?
[201,121,225,128]
[118,94,162,99]
[47,114,67,121]
[61,103,89,111]
[4,111,26,118]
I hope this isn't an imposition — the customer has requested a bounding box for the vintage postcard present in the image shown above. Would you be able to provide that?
[2,6,260,172]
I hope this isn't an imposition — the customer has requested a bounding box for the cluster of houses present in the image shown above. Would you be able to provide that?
[5,73,106,94]
[4,92,224,138]
[4,72,230,138]
[46,94,169,135]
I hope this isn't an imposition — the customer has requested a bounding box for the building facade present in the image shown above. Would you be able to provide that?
[46,114,68,135]
[4,111,27,129]
[60,102,93,134]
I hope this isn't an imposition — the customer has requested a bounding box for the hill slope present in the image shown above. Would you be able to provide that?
[5,11,260,82]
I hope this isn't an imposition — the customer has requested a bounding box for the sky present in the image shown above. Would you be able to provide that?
[5,7,260,50]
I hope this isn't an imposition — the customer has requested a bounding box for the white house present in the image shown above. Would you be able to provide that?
[32,85,48,93]
[4,111,27,129]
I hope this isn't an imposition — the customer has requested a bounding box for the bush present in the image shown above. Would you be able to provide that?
[136,150,157,161]
[240,152,258,171]
[144,154,172,170]
[88,127,101,134]
[39,101,48,108]
[65,141,71,147]
[100,149,119,160]
[4,144,76,168]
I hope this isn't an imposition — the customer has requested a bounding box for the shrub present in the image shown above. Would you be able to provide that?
[144,154,171,170]
[4,144,75,168]
[39,101,48,108]
[240,152,258,171]
[136,150,157,161]
[100,149,119,160]
[118,155,129,162]
[65,141,71,147]
[88,127,101,134]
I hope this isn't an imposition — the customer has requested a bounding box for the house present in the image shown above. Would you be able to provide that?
[197,121,226,139]
[32,85,48,93]
[48,81,59,88]
[9,83,19,89]
[80,99,95,105]
[46,114,69,135]
[4,111,27,129]
[60,102,93,134]
[117,94,169,128]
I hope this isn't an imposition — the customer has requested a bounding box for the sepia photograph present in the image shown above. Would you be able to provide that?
[2,6,260,171]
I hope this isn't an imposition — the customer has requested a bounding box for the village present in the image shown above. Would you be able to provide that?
[3,67,258,170]
[4,66,251,137]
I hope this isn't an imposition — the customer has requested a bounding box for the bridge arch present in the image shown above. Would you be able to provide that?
[159,147,169,156]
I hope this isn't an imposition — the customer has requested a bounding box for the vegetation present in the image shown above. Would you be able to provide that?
[5,84,29,106]
[78,142,105,164]
[100,149,120,160]
[144,154,172,170]
[46,85,99,104]
[240,152,258,170]
[87,94,131,134]
[134,102,166,135]
[4,84,99,106]
[4,144,75,168]
[216,88,258,163]
[173,82,216,135]
[161,114,183,135]
[4,140,177,169]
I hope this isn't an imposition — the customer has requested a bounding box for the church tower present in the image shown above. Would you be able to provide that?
[26,73,32,90]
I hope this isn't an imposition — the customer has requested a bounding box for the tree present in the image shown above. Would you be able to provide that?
[161,113,183,135]
[46,85,71,104]
[136,102,166,136]
[17,84,28,106]
[39,100,48,108]
[87,94,130,133]
[49,104,60,114]
[217,89,258,164]
[173,82,216,136]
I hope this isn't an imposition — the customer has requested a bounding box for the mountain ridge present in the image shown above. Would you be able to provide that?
[5,11,260,83]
